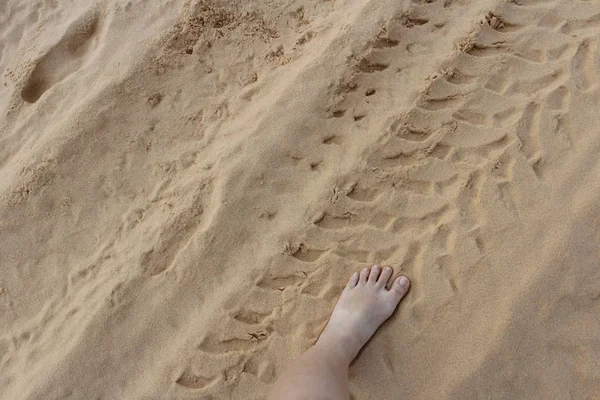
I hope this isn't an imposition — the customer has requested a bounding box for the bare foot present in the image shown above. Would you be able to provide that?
[316,265,410,364]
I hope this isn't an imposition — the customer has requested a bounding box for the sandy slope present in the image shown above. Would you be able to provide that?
[1,0,599,398]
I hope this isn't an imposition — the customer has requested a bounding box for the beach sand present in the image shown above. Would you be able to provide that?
[1,0,600,398]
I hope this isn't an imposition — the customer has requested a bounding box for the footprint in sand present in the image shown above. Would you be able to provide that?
[21,11,104,103]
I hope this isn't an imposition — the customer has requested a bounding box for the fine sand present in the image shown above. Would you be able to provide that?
[1,0,600,398]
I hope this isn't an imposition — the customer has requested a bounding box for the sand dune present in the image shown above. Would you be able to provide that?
[1,0,600,398]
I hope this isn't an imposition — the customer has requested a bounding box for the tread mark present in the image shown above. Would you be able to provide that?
[493,107,521,127]
[292,245,326,262]
[485,66,512,94]
[401,14,429,28]
[331,109,346,118]
[515,102,542,162]
[547,43,570,61]
[531,156,545,179]
[394,179,434,196]
[390,204,452,234]
[357,58,389,73]
[497,181,519,215]
[257,273,306,291]
[398,125,432,142]
[571,39,597,91]
[435,175,461,196]
[404,107,444,132]
[369,213,396,230]
[335,249,370,263]
[467,44,507,58]
[428,143,453,160]
[560,13,600,35]
[315,212,360,229]
[511,48,545,63]
[491,154,516,181]
[323,135,342,145]
[233,309,270,324]
[176,370,216,389]
[508,0,558,8]
[196,330,270,353]
[546,86,569,110]
[472,229,486,253]
[446,71,477,85]
[431,224,456,253]
[401,241,425,270]
[452,108,489,126]
[419,95,464,111]
[347,184,379,201]
[457,171,485,229]
[381,152,423,167]
[141,199,205,276]
[508,69,564,95]
[452,134,513,162]
[374,37,400,48]
[552,114,573,150]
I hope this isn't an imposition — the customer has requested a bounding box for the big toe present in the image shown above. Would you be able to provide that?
[391,276,410,299]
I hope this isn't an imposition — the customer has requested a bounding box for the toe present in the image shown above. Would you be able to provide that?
[391,276,410,298]
[359,267,370,284]
[368,265,381,283]
[346,272,359,289]
[377,266,393,288]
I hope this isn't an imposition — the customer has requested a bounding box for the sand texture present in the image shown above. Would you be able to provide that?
[1,0,600,398]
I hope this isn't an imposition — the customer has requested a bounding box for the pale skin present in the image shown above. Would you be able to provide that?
[268,265,411,400]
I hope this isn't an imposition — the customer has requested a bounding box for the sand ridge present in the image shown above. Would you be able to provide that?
[1,0,600,398]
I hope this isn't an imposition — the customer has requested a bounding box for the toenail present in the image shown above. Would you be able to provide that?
[399,277,409,286]
[373,265,380,270]
[385,266,391,271]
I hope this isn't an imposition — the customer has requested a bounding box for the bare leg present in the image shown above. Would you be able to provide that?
[268,265,411,400]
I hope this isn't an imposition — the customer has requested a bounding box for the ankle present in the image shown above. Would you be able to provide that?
[315,329,364,365]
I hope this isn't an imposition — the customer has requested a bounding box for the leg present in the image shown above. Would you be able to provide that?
[268,265,411,400]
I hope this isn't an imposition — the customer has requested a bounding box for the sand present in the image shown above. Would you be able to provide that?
[1,0,600,398]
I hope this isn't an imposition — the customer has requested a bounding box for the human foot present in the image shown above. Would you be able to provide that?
[316,265,410,363]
